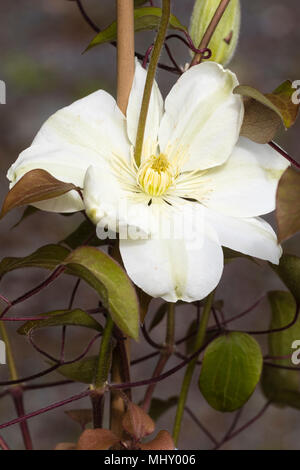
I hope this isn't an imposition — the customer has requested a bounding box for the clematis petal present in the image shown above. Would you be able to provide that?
[7,90,131,212]
[158,62,243,171]
[119,205,224,302]
[83,163,157,237]
[203,137,290,218]
[205,208,282,264]
[126,60,164,160]
[31,90,130,161]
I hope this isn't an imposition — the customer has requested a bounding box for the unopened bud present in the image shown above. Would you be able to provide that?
[189,0,241,66]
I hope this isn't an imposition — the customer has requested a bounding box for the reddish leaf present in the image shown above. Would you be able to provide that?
[122,403,155,441]
[1,169,81,218]
[140,430,175,450]
[76,429,119,450]
[55,442,76,450]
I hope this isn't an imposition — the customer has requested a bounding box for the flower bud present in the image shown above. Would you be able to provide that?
[189,0,241,66]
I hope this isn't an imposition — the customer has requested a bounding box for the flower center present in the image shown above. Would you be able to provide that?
[137,154,174,197]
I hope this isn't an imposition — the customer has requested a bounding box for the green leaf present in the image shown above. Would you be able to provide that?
[61,220,104,250]
[138,289,152,324]
[64,247,140,340]
[199,332,263,412]
[276,167,300,243]
[0,244,70,280]
[271,254,300,304]
[57,356,98,384]
[86,7,187,51]
[267,81,300,128]
[261,291,300,408]
[234,81,300,130]
[148,396,178,422]
[17,309,103,335]
[149,303,168,331]
[1,169,81,218]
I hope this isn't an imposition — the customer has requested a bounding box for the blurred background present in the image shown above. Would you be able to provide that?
[0,0,299,450]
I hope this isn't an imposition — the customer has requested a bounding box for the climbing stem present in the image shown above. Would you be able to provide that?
[134,0,171,166]
[142,302,175,412]
[0,321,18,382]
[190,0,231,66]
[94,315,114,390]
[173,291,215,445]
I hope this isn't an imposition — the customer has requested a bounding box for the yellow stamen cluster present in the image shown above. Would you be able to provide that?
[137,154,174,197]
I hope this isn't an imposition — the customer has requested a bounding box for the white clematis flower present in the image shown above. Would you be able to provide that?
[7,61,289,302]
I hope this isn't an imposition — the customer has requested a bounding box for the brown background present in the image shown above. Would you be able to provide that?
[0,0,299,450]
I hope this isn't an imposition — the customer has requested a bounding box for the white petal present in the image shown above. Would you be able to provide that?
[158,62,243,171]
[205,208,282,264]
[7,90,131,212]
[32,90,130,162]
[126,60,164,159]
[119,207,223,302]
[7,144,105,213]
[83,163,155,237]
[203,137,290,217]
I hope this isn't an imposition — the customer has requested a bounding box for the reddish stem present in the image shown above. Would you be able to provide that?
[269,141,300,170]
[0,390,90,430]
[11,387,33,450]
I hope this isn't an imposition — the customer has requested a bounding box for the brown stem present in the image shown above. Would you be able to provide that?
[117,0,135,115]
[190,0,231,66]
[109,1,135,434]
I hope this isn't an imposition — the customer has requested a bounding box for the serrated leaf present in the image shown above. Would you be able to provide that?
[271,254,300,304]
[57,356,98,384]
[0,244,70,280]
[61,220,104,249]
[148,396,178,422]
[17,309,103,335]
[86,7,187,51]
[1,169,81,218]
[261,291,300,408]
[64,247,140,340]
[199,332,263,412]
[276,167,300,243]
